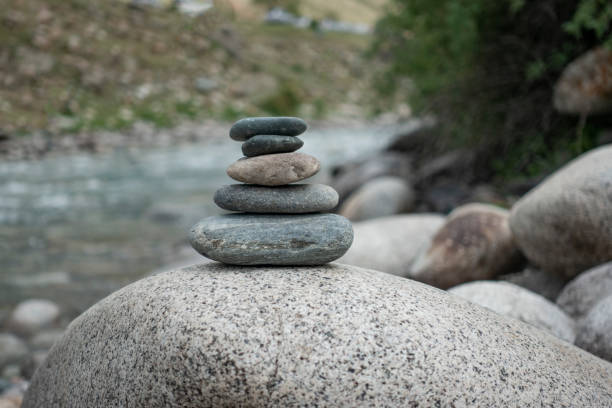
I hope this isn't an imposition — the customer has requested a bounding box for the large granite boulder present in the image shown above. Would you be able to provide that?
[509,145,612,278]
[556,261,612,319]
[449,281,576,343]
[337,214,444,277]
[411,204,524,289]
[24,264,612,407]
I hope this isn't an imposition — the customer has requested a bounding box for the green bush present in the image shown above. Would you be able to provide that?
[372,0,612,181]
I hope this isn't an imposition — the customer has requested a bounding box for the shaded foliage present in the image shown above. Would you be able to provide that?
[372,0,612,180]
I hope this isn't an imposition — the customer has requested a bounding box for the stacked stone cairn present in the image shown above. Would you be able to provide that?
[189,117,354,265]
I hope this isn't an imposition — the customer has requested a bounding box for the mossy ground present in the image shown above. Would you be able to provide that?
[0,0,384,135]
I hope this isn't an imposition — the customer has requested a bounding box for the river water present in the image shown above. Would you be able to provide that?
[0,123,407,317]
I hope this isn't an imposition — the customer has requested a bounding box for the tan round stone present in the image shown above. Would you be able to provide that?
[226,152,320,186]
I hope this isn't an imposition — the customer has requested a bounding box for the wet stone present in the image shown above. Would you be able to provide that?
[214,184,338,213]
[226,152,320,186]
[241,135,304,157]
[230,117,307,141]
[189,213,353,265]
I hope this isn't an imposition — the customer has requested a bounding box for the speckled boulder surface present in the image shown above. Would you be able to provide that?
[411,204,524,289]
[189,214,353,265]
[575,295,612,362]
[509,145,612,278]
[338,176,414,222]
[214,184,338,213]
[338,214,445,277]
[230,117,307,141]
[227,153,320,186]
[449,281,577,343]
[556,261,612,319]
[23,264,612,407]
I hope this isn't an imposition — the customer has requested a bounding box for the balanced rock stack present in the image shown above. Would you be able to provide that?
[190,117,354,265]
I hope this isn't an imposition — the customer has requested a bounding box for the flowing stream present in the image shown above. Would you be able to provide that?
[0,123,408,316]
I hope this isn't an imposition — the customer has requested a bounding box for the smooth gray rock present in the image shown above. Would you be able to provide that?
[23,264,612,407]
[241,135,303,157]
[449,281,577,343]
[214,184,338,213]
[509,145,612,278]
[338,214,445,277]
[227,153,320,186]
[8,299,60,336]
[0,334,28,370]
[412,204,524,289]
[575,295,612,362]
[499,267,567,301]
[189,214,353,265]
[557,261,612,318]
[339,176,414,221]
[230,117,307,141]
[331,152,412,202]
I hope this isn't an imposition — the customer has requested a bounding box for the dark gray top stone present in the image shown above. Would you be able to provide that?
[214,184,338,213]
[23,264,612,407]
[189,213,353,265]
[242,135,304,157]
[230,117,307,141]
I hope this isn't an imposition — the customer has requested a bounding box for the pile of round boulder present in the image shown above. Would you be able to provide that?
[340,144,612,364]
[18,123,612,406]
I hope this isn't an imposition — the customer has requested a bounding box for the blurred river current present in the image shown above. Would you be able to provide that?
[0,123,404,316]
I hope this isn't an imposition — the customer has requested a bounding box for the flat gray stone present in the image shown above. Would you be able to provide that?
[339,176,414,221]
[227,153,320,186]
[509,145,612,277]
[23,264,612,407]
[575,295,612,362]
[338,214,445,277]
[189,213,353,265]
[449,281,577,343]
[556,261,612,318]
[412,204,524,289]
[242,135,303,157]
[214,184,338,213]
[230,117,307,141]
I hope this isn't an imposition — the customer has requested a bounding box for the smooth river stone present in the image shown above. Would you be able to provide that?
[189,213,353,265]
[230,117,307,141]
[214,184,338,213]
[227,152,320,186]
[242,135,304,157]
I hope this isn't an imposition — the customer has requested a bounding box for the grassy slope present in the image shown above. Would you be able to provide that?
[0,0,384,135]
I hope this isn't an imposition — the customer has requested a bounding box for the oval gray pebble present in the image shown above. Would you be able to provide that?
[189,213,353,265]
[241,135,304,157]
[230,117,307,141]
[214,184,339,213]
[226,152,320,186]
